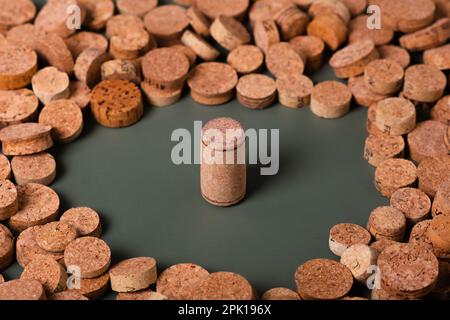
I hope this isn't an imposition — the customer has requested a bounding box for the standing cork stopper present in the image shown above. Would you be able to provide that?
[201,117,246,207]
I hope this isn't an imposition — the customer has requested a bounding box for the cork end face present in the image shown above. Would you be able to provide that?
[202,117,245,151]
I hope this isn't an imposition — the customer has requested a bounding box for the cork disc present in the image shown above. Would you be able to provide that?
[328,223,371,257]
[306,14,348,51]
[64,32,109,59]
[289,35,324,70]
[364,134,405,167]
[181,30,220,62]
[249,0,292,25]
[20,254,67,295]
[109,257,157,292]
[374,98,416,136]
[433,177,450,217]
[348,15,394,46]
[417,155,450,197]
[31,67,70,105]
[310,81,352,119]
[16,226,64,268]
[64,236,111,279]
[403,64,447,103]
[33,31,75,75]
[74,48,112,89]
[266,42,304,78]
[428,214,450,252]
[431,95,450,125]
[110,30,153,61]
[390,188,431,223]
[367,206,406,241]
[186,6,211,38]
[424,44,450,70]
[253,20,280,54]
[0,223,14,270]
[364,59,404,95]
[370,239,399,255]
[308,0,351,24]
[144,5,189,40]
[0,44,37,90]
[11,152,56,186]
[69,272,110,300]
[236,74,276,109]
[0,154,10,180]
[188,62,238,98]
[141,82,182,108]
[197,272,254,300]
[409,220,450,260]
[0,179,17,221]
[378,243,439,298]
[60,207,101,238]
[227,45,264,74]
[101,59,142,85]
[210,15,251,51]
[0,0,36,28]
[9,183,60,233]
[78,0,114,31]
[35,221,78,253]
[340,244,378,282]
[156,263,210,300]
[0,122,53,153]
[202,117,245,151]
[340,0,367,16]
[170,44,197,67]
[68,81,91,110]
[407,121,449,163]
[117,0,158,17]
[261,287,301,300]
[295,259,353,300]
[378,45,411,69]
[196,0,250,19]
[348,76,387,108]
[50,290,88,300]
[276,74,313,109]
[106,14,145,38]
[0,279,45,300]
[0,89,39,127]
[117,290,167,300]
[375,159,417,198]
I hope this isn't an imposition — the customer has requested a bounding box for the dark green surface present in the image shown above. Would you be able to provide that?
[3,0,389,297]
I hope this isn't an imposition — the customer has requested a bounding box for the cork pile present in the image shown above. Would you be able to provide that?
[0,0,449,300]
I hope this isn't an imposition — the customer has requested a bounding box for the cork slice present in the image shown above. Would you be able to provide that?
[403,64,447,103]
[91,80,143,128]
[196,0,249,20]
[378,243,439,299]
[428,214,450,252]
[20,254,67,295]
[64,236,111,279]
[74,48,112,89]
[227,45,264,74]
[144,5,189,45]
[399,18,450,52]
[0,44,37,90]
[9,183,60,233]
[50,290,88,301]
[0,223,14,270]
[370,239,399,255]
[186,6,211,37]
[0,279,46,300]
[364,134,405,167]
[0,89,39,127]
[106,14,145,38]
[0,154,10,180]
[364,59,404,95]
[197,271,255,300]
[16,226,64,268]
[266,42,304,78]
[432,177,450,217]
[348,15,394,46]
[367,206,406,241]
[390,188,431,223]
[308,0,351,24]
[253,20,280,54]
[249,0,292,26]
[141,47,190,90]
[274,5,309,41]
[328,223,371,257]
[307,14,348,51]
[117,0,157,17]
[11,152,56,186]
[0,123,53,156]
[79,0,114,31]
[310,81,352,119]
[117,290,167,300]
[141,82,182,108]
[68,272,110,300]
[171,45,197,68]
[407,120,449,163]
[295,259,353,300]
[60,207,101,238]
[156,263,210,300]
[424,44,450,70]
[340,244,378,283]
[409,220,450,260]
[374,98,416,136]
[101,60,142,85]
[276,74,313,109]
[39,100,83,144]
[31,67,70,105]
[430,95,450,125]
[210,16,250,51]
[181,30,220,61]
[236,74,276,109]
[378,45,411,69]
[33,31,75,75]
[64,32,109,59]
[0,179,17,221]
[348,76,387,108]
[375,159,417,198]
[417,155,450,197]
[35,221,78,253]
[68,81,91,110]
[110,30,154,61]
[110,257,157,292]
[202,117,245,151]
[261,288,301,300]
[0,0,36,28]
[289,35,325,71]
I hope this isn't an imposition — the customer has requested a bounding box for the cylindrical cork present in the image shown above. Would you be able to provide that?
[200,118,246,207]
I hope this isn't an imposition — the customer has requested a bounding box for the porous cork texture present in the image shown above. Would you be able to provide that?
[11,152,56,186]
[35,221,78,253]
[181,30,220,62]
[65,32,108,59]
[311,81,352,119]
[348,76,387,108]
[403,64,447,103]
[390,187,431,223]
[399,18,450,52]
[253,20,280,54]
[60,207,101,238]
[328,223,371,257]
[374,98,416,136]
[109,257,157,292]
[409,220,450,260]
[428,214,450,253]
[0,89,39,128]
[378,45,411,69]
[261,287,301,300]
[374,158,417,198]
[348,15,394,46]
[430,95,450,125]
[289,35,325,71]
[432,177,450,217]
[50,290,88,301]
[144,5,189,45]
[0,179,18,221]
[364,134,405,167]
[196,271,255,300]
[68,272,110,300]
[0,223,14,270]
[210,15,250,51]
[196,0,249,20]
[0,44,37,90]
[276,74,313,109]
[236,74,277,109]
[116,289,167,300]
[266,42,305,78]
[340,244,378,283]
[367,206,406,241]
[407,120,449,163]
[227,45,264,74]
[0,279,46,300]
[0,123,53,156]
[364,59,404,95]
[31,66,70,105]
[307,14,348,51]
[417,155,450,198]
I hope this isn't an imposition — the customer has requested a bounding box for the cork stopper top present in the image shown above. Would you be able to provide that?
[202,117,245,151]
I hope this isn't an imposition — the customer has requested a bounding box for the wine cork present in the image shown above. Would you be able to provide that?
[141,82,182,108]
[308,0,351,24]
[9,183,60,233]
[0,279,46,300]
[171,44,197,68]
[261,288,301,300]
[403,64,447,103]
[236,74,276,109]
[432,177,450,217]
[364,59,404,95]
[276,74,313,109]
[364,134,405,167]
[227,45,264,74]
[310,81,352,119]
[156,263,210,300]
[390,187,431,224]
[181,30,220,61]
[64,237,111,279]
[65,31,109,59]
[417,155,450,198]
[289,35,325,72]
[101,60,141,85]
[16,226,64,268]
[274,4,309,41]
[141,47,190,90]
[424,44,450,70]
[378,45,411,69]
[399,18,450,52]
[20,255,67,295]
[340,244,378,283]
[431,95,450,125]
[328,223,371,257]
[0,179,17,221]
[144,5,189,46]
[0,154,10,181]
[0,44,37,90]
[375,159,417,198]
[69,272,110,300]
[266,42,305,78]
[117,290,167,300]
[307,14,348,51]
[367,206,407,241]
[110,30,154,61]
[409,219,450,260]
[35,0,85,38]
[31,67,70,105]
[187,6,211,37]
[117,0,157,17]
[74,48,112,89]
[378,243,438,299]
[68,81,91,110]
[35,221,77,253]
[11,152,56,186]
[0,224,14,270]
[50,290,88,301]
[79,0,115,31]
[196,0,249,20]
[187,63,238,106]
[348,76,387,108]
[374,98,416,136]
[249,0,293,27]
[348,15,394,46]
[0,0,36,29]
[370,239,399,255]
[106,14,145,38]
[210,16,250,51]
[60,207,101,238]
[0,89,39,128]
[201,117,246,206]
[91,80,143,128]
[197,272,255,300]
[295,259,353,300]
[110,257,157,292]
[0,123,53,156]
[407,120,449,163]
[253,20,280,54]
[329,40,379,79]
